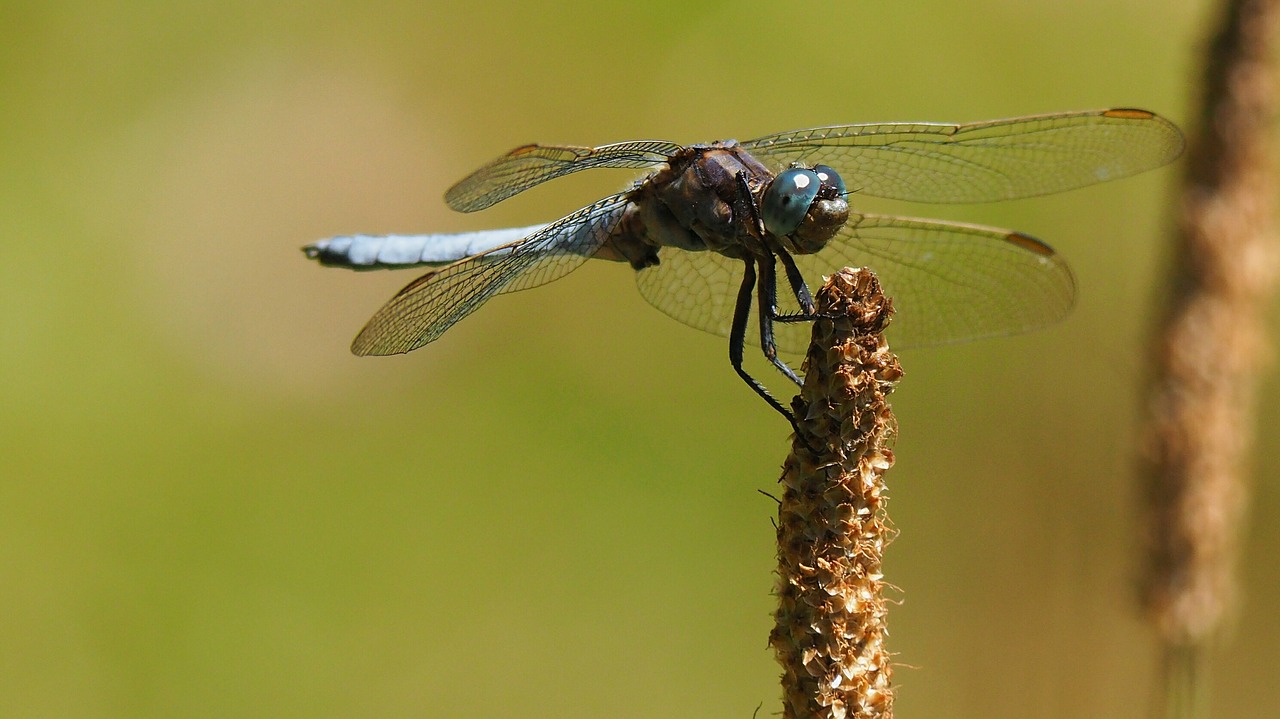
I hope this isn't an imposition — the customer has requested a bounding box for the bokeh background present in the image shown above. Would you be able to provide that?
[3,1,1277,717]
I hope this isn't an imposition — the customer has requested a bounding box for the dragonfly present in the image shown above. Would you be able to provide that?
[304,108,1183,421]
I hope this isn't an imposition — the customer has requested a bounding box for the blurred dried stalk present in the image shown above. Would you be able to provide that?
[1138,0,1280,700]
[771,268,901,719]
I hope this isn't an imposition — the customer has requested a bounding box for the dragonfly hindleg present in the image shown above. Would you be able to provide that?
[729,258,796,423]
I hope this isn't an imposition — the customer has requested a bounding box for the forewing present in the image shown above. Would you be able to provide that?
[445,140,682,212]
[741,109,1183,203]
[634,213,1075,355]
[352,193,630,355]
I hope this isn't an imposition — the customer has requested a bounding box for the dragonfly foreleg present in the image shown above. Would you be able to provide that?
[776,248,815,315]
[730,258,796,424]
[734,170,767,238]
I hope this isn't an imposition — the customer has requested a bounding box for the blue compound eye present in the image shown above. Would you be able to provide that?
[762,168,821,236]
[813,164,846,195]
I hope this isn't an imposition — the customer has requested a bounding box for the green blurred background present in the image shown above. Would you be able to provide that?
[3,1,1277,717]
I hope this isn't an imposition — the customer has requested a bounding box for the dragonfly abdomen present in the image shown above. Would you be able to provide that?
[302,225,546,270]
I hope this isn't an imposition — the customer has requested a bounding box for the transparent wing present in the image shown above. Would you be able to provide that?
[634,212,1076,355]
[741,109,1183,203]
[445,140,682,212]
[352,193,630,356]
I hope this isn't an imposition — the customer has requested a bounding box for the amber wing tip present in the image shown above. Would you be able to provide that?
[1103,107,1159,120]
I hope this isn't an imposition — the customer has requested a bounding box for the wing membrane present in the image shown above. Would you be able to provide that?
[353,193,630,355]
[445,140,682,212]
[741,109,1183,203]
[635,212,1076,354]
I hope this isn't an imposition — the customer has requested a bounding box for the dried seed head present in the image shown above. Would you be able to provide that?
[773,268,900,719]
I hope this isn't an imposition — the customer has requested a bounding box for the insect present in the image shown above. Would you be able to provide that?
[305,109,1183,421]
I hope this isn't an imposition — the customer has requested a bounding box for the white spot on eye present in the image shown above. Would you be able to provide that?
[793,173,811,190]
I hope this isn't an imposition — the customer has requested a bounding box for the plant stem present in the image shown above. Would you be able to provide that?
[1139,0,1279,715]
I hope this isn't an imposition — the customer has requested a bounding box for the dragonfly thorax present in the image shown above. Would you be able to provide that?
[608,142,851,268]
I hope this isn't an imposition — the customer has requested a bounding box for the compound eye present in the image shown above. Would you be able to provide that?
[813,164,846,195]
[762,168,821,236]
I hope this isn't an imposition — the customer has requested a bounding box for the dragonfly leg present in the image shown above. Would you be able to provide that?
[776,248,815,315]
[734,171,767,238]
[730,258,796,423]
[756,253,805,388]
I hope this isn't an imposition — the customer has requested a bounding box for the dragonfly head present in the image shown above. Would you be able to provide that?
[762,164,849,254]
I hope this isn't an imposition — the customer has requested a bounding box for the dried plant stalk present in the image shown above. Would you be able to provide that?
[771,268,902,719]
[1138,0,1279,651]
